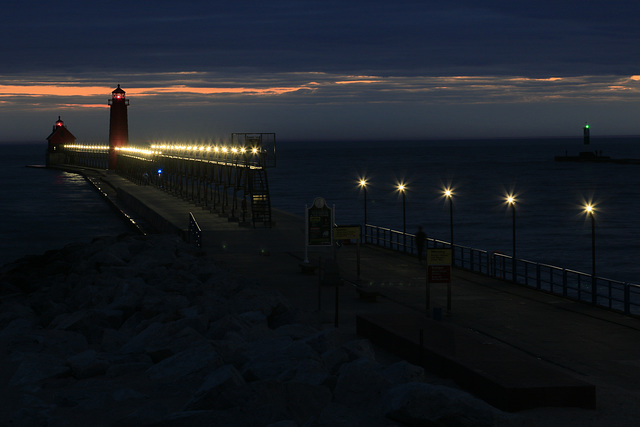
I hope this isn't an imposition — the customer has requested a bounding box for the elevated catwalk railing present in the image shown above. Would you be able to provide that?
[57,144,110,169]
[364,224,640,317]
[56,133,276,228]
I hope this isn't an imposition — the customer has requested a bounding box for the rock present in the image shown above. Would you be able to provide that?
[49,309,112,344]
[381,360,425,384]
[112,387,149,402]
[240,339,320,382]
[0,301,37,329]
[108,278,149,314]
[146,343,223,380]
[382,382,500,427]
[182,364,246,410]
[274,323,319,340]
[277,359,328,385]
[100,327,130,353]
[9,395,57,427]
[266,421,298,427]
[142,325,210,363]
[301,328,343,354]
[106,358,153,378]
[207,314,253,340]
[312,402,394,427]
[210,380,332,426]
[321,347,350,374]
[238,310,267,325]
[341,339,376,362]
[10,353,71,387]
[67,349,109,379]
[333,358,390,408]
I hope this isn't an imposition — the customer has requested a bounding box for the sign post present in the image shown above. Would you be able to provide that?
[426,248,452,315]
[304,197,334,264]
[334,224,361,280]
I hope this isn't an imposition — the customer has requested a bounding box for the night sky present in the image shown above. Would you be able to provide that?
[2,1,639,143]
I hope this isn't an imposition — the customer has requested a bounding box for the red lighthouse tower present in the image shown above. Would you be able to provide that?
[108,84,129,170]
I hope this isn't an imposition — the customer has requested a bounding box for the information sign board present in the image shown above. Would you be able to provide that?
[333,225,360,241]
[307,197,333,246]
[427,248,452,283]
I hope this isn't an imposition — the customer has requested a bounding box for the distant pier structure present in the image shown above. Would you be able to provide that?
[583,122,590,145]
[42,84,277,227]
[108,84,129,170]
[555,123,640,164]
[45,116,76,166]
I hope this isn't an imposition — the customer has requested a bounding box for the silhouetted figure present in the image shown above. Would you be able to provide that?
[415,226,426,263]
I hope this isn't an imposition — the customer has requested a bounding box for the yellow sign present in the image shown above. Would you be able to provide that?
[427,248,452,265]
[333,226,360,240]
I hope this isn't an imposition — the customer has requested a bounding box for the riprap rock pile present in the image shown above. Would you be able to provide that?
[0,234,501,426]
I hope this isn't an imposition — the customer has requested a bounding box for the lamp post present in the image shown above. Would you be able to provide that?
[444,188,454,265]
[359,179,368,226]
[507,195,516,282]
[359,178,368,243]
[585,204,596,304]
[444,188,454,246]
[398,183,407,252]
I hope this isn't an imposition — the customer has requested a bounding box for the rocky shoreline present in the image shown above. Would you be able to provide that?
[0,233,502,426]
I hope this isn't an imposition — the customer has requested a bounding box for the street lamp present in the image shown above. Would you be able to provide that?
[359,178,368,227]
[444,188,454,247]
[506,194,516,282]
[397,182,407,252]
[444,187,454,265]
[359,178,368,243]
[585,204,597,304]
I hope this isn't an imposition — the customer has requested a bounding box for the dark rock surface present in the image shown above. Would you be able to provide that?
[0,234,504,426]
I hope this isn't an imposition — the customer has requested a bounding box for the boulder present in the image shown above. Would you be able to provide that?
[67,349,109,379]
[10,353,71,387]
[277,359,328,386]
[381,360,425,384]
[333,358,390,408]
[182,364,246,410]
[49,309,112,344]
[301,328,343,354]
[146,343,223,380]
[382,382,501,427]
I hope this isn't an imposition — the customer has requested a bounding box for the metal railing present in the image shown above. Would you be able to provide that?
[364,224,640,317]
[188,212,202,249]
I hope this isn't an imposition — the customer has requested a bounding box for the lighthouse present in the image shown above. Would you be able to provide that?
[45,116,76,166]
[583,122,590,146]
[108,84,129,170]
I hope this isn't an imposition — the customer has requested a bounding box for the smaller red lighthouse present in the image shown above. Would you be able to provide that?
[46,116,76,166]
[108,84,129,170]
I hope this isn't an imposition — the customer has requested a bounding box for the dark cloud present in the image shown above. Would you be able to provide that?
[4,1,639,76]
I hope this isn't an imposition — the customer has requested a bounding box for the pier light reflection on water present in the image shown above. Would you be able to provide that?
[0,143,131,265]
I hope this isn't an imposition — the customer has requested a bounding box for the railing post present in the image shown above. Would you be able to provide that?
[562,269,568,297]
[624,283,631,315]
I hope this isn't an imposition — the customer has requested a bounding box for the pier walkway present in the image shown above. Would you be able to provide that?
[80,168,640,423]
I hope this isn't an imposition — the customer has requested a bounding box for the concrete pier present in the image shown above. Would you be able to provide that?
[65,166,640,416]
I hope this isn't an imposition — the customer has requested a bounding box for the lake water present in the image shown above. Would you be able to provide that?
[3,137,640,283]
